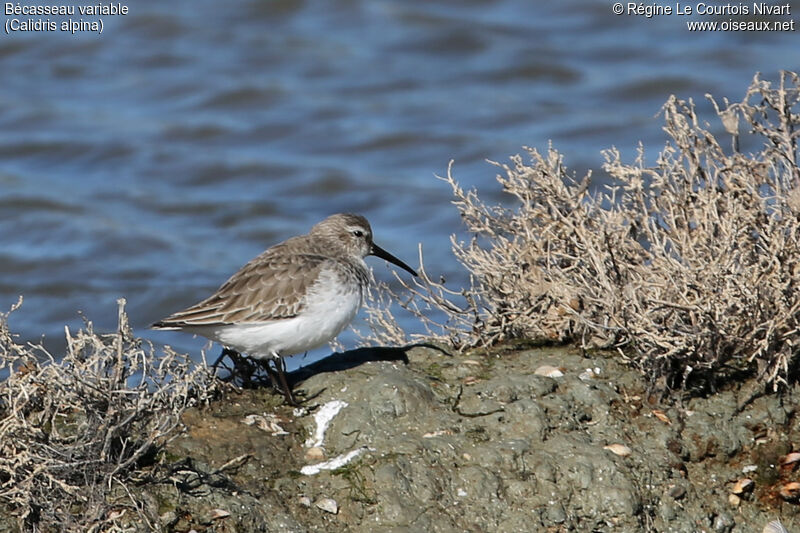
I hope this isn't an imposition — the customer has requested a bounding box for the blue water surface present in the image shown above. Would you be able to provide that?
[0,0,797,365]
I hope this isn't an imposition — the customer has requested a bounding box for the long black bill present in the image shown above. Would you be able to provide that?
[371,243,418,277]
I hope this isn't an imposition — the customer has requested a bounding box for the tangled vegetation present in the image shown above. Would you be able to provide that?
[366,71,800,392]
[0,298,218,531]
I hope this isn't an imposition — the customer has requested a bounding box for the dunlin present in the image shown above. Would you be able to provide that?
[151,213,417,404]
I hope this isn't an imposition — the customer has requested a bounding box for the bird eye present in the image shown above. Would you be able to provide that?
[352,230,364,238]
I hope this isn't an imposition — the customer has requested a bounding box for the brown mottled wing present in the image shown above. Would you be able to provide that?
[154,244,328,327]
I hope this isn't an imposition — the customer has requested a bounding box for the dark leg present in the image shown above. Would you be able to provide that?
[260,360,282,392]
[271,357,297,406]
[212,347,297,405]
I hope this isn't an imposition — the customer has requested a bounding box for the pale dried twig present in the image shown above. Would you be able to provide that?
[0,298,219,531]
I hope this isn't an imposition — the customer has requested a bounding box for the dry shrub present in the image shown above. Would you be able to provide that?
[0,297,218,531]
[365,71,800,391]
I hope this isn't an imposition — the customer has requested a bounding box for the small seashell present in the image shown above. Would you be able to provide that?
[242,413,289,436]
[763,519,789,533]
[463,376,481,385]
[603,444,632,457]
[779,481,800,501]
[209,509,230,520]
[782,451,800,464]
[651,409,671,425]
[742,464,758,474]
[730,478,754,495]
[462,359,481,366]
[298,496,312,507]
[728,493,741,506]
[305,446,325,461]
[315,497,338,514]
[535,365,564,378]
[780,452,800,469]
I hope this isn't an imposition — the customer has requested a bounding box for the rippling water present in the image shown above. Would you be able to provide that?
[1,0,797,362]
